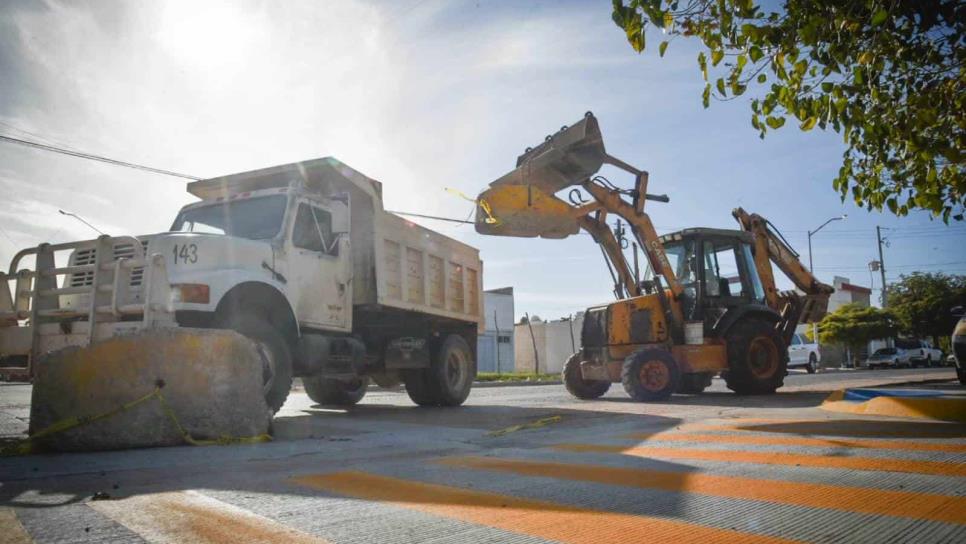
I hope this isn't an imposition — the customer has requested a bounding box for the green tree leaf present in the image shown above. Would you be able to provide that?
[871,10,888,26]
[766,116,785,129]
[800,117,818,131]
[659,41,668,57]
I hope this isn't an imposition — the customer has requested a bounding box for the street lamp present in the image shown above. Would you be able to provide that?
[807,214,847,272]
[58,209,105,235]
[806,214,846,366]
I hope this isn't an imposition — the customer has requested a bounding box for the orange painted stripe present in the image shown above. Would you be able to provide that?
[89,490,327,544]
[685,420,966,439]
[441,456,966,525]
[625,431,966,453]
[552,443,966,477]
[0,508,32,544]
[292,471,797,544]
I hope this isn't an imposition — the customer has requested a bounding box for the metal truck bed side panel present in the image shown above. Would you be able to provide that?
[373,210,483,328]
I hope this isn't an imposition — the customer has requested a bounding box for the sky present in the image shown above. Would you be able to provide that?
[1,0,964,321]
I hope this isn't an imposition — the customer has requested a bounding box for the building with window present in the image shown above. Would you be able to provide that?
[477,287,514,373]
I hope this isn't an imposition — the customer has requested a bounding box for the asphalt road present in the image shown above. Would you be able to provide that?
[1,367,964,543]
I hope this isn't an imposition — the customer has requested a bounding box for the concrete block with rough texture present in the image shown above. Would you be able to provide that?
[29,328,271,452]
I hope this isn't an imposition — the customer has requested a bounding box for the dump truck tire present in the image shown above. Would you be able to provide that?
[563,353,610,399]
[303,376,368,406]
[405,334,474,407]
[723,318,786,395]
[220,314,293,413]
[622,349,680,402]
[676,372,712,394]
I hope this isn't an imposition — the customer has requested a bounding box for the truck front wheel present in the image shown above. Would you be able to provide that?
[404,334,475,407]
[303,377,368,406]
[219,313,293,413]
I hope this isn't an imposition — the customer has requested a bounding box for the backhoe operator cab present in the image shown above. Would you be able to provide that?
[657,229,770,329]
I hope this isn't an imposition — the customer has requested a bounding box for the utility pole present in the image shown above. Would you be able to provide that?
[524,312,539,374]
[876,226,888,306]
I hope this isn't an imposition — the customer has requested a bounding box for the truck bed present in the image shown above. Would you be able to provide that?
[374,211,482,328]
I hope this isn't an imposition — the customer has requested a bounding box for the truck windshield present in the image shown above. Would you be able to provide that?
[170,195,287,240]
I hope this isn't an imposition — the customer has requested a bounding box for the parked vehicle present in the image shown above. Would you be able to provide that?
[952,306,966,385]
[895,338,944,367]
[0,157,484,414]
[867,348,902,369]
[788,333,820,373]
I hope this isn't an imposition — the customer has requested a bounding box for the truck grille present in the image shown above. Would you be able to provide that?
[69,241,148,287]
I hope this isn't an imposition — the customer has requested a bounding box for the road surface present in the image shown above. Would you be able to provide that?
[1,367,964,543]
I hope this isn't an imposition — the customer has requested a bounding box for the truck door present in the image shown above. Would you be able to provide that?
[287,201,351,331]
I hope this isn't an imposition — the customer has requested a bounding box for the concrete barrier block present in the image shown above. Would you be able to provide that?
[29,328,271,452]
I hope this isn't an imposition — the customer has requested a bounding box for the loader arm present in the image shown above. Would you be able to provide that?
[732,207,834,327]
[472,112,684,303]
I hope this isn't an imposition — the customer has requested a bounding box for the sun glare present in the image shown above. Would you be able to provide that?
[156,0,263,67]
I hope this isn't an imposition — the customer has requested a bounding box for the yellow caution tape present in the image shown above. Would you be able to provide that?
[487,415,562,437]
[1,386,271,456]
[445,188,500,225]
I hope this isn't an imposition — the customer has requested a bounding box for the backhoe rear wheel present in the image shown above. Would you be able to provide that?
[219,313,293,413]
[303,376,368,406]
[622,349,680,402]
[404,334,475,407]
[562,352,610,399]
[723,318,786,395]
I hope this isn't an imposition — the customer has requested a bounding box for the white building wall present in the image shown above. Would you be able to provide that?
[514,315,583,374]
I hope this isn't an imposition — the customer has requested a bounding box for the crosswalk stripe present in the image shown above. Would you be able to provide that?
[551,444,966,476]
[440,456,966,524]
[625,431,966,453]
[292,471,800,544]
[0,508,33,544]
[88,490,328,544]
[688,419,966,439]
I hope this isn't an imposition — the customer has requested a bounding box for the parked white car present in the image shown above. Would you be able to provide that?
[788,333,820,373]
[867,347,905,369]
[895,338,944,367]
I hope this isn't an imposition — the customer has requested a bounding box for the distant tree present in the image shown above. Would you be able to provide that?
[886,272,966,345]
[612,1,964,221]
[819,303,896,361]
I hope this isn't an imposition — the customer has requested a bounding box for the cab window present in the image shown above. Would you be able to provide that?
[791,335,801,345]
[703,241,745,298]
[292,203,337,255]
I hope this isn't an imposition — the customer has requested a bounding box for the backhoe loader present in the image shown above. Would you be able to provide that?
[474,112,832,400]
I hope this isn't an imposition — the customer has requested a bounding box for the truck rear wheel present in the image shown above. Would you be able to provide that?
[303,376,368,406]
[563,352,610,399]
[723,318,786,395]
[622,349,680,402]
[404,334,475,407]
[220,313,293,413]
[676,372,712,394]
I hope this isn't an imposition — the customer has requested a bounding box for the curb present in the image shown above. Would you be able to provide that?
[821,388,966,422]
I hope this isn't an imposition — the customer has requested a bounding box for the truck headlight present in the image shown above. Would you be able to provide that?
[172,283,210,304]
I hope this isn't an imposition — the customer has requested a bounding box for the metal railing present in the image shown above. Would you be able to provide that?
[0,235,175,361]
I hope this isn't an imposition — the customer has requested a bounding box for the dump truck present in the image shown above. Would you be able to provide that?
[474,112,831,401]
[1,157,483,420]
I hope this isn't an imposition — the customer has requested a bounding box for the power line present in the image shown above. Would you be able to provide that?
[388,210,474,224]
[0,133,200,180]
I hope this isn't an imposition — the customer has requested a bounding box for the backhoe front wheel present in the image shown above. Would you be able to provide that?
[404,334,475,407]
[303,376,368,406]
[723,319,786,395]
[622,349,680,402]
[219,313,294,413]
[563,352,610,400]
